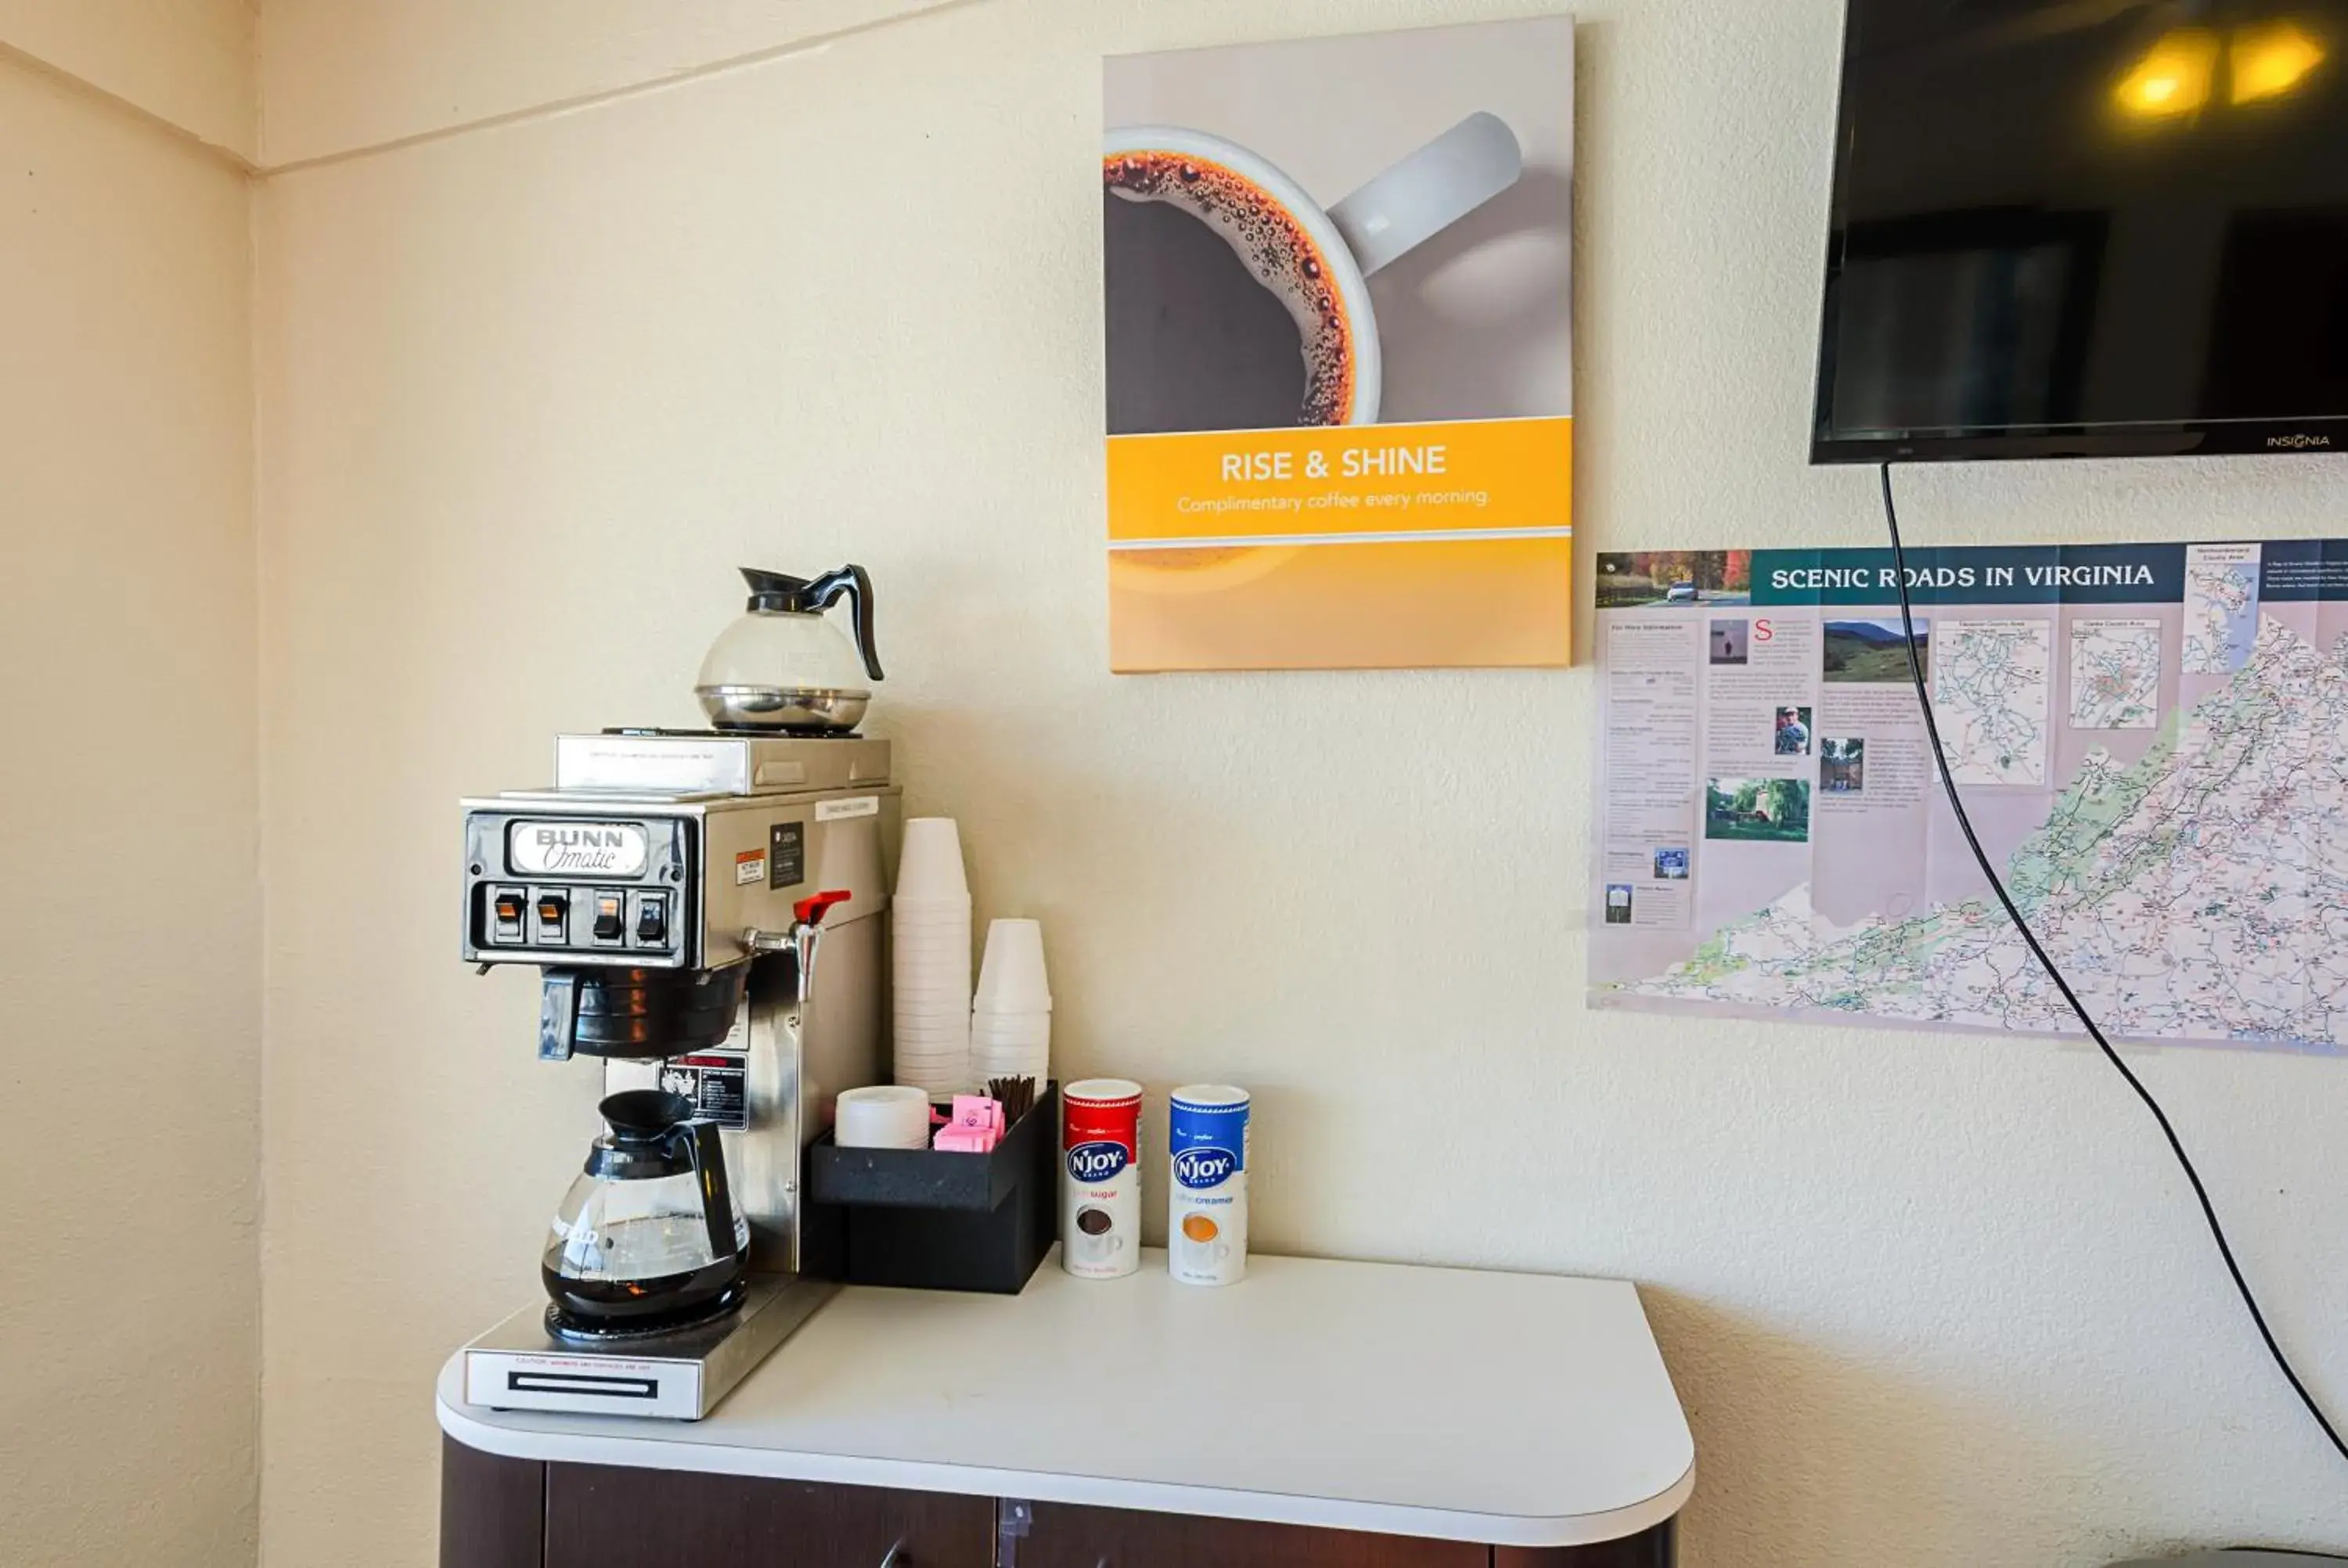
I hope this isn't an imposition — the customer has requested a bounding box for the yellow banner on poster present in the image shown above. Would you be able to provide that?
[1107,416,1572,543]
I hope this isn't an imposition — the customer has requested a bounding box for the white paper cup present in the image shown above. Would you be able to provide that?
[971,1039,1049,1059]
[971,1008,1050,1030]
[895,818,970,901]
[891,940,971,956]
[975,919,1050,1011]
[890,915,972,935]
[836,1085,934,1149]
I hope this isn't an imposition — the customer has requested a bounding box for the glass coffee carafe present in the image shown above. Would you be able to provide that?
[543,1089,751,1336]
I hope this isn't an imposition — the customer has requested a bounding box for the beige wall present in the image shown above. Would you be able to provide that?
[0,0,257,161]
[0,32,258,1568]
[256,0,944,168]
[250,3,2348,1567]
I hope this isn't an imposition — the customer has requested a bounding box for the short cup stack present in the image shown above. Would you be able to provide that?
[971,918,1050,1090]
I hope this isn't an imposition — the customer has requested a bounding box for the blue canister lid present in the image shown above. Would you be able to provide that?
[1169,1084,1248,1189]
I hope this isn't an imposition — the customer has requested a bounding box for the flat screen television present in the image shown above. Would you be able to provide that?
[1814,1,2348,462]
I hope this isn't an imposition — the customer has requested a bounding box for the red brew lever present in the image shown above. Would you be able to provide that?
[794,890,851,926]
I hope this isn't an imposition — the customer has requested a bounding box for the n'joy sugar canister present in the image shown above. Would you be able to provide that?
[1061,1078,1143,1278]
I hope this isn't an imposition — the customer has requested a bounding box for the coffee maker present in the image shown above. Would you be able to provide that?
[457,728,900,1418]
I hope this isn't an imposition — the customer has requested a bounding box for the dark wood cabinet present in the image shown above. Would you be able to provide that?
[441,1437,1676,1568]
[1494,1523,1676,1568]
[1016,1499,1486,1567]
[545,1462,995,1567]
[1014,1501,1674,1568]
[441,1437,545,1568]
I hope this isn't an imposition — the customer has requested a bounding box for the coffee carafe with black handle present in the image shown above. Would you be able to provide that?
[695,565,884,732]
[542,1089,751,1334]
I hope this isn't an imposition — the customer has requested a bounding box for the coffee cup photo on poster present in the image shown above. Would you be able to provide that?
[1102,18,1576,674]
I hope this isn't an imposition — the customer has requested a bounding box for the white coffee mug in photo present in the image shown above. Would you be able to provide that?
[1069,1222,1127,1269]
[1104,113,1523,426]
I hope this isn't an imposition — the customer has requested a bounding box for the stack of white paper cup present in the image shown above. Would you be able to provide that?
[892,817,971,1095]
[970,919,1050,1088]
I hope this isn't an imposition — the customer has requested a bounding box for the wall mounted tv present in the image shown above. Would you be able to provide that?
[1814,1,2348,462]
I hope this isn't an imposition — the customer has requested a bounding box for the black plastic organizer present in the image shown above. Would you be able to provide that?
[801,1082,1057,1294]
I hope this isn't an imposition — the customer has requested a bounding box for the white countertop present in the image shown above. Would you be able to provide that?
[437,1250,1694,1548]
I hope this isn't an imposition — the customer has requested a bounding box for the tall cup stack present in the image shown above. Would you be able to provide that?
[891,817,971,1095]
[971,919,1051,1090]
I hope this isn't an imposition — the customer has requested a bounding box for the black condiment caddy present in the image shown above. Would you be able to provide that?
[801,1082,1057,1294]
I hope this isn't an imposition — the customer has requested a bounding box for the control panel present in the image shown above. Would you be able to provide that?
[462,811,696,967]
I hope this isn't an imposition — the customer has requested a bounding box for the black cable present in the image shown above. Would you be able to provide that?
[1878,460,2348,1467]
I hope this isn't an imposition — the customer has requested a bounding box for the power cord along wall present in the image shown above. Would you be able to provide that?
[1876,461,2348,1467]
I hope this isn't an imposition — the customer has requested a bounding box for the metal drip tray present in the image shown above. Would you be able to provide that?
[461,1273,836,1419]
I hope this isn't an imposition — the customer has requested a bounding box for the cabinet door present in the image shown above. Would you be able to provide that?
[441,1435,546,1568]
[1016,1501,1485,1568]
[543,1464,994,1568]
[1496,1519,1677,1566]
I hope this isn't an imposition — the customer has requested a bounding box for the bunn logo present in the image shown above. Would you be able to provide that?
[511,818,649,876]
[2267,433,2333,449]
[1172,1145,1237,1189]
[1066,1140,1129,1183]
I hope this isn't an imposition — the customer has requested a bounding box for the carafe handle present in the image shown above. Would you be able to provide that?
[678,1117,741,1263]
[805,564,884,682]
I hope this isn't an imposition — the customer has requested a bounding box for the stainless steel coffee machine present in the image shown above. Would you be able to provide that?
[457,728,900,1418]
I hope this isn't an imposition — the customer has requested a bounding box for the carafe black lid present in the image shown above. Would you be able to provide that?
[600,1088,693,1144]
[733,566,883,682]
[740,567,816,612]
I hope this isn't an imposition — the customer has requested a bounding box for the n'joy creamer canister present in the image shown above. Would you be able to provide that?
[1168,1084,1248,1286]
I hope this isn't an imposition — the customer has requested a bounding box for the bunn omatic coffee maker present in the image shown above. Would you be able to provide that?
[456,566,899,1419]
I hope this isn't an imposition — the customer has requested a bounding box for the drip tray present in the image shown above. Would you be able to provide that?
[460,1273,834,1420]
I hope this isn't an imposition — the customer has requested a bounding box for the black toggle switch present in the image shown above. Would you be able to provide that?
[535,892,568,937]
[635,895,668,946]
[492,889,528,941]
[592,894,625,943]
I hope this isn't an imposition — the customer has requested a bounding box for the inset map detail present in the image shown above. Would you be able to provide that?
[1935,619,2052,785]
[2182,544,2259,674]
[2069,618,2163,730]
